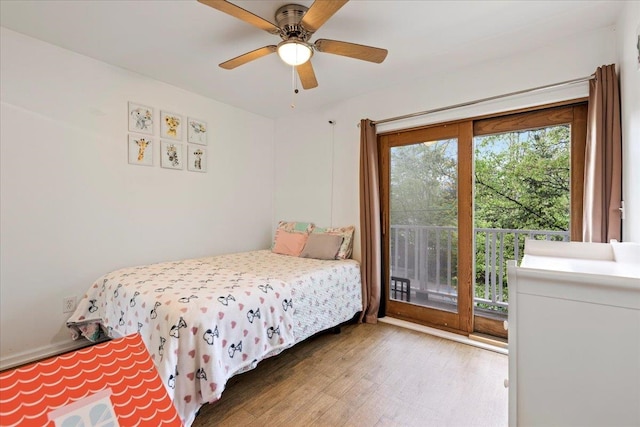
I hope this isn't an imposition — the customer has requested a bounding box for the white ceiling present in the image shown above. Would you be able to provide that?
[0,0,624,119]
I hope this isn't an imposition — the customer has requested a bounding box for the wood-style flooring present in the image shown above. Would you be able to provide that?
[192,322,508,427]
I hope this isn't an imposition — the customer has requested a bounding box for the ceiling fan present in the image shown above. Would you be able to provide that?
[198,0,388,90]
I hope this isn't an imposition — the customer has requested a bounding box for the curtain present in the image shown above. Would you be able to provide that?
[359,119,381,323]
[583,64,622,242]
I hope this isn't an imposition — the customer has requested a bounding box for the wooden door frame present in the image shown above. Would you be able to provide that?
[472,101,588,338]
[379,121,474,335]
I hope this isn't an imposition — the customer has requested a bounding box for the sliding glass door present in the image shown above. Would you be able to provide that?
[379,122,473,333]
[378,102,587,339]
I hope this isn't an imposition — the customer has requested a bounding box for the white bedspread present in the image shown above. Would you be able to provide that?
[67,250,362,426]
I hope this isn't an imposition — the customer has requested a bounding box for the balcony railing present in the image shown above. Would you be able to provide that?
[389,225,570,313]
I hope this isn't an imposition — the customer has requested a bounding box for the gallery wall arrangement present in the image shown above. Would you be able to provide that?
[127,102,208,172]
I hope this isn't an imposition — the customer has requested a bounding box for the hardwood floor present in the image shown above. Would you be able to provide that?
[192,322,508,427]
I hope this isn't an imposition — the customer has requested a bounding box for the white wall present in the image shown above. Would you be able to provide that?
[275,25,629,261]
[2,4,637,369]
[617,1,640,243]
[0,28,275,368]
[273,115,351,229]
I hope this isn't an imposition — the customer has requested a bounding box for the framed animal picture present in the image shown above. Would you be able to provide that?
[187,117,207,145]
[187,145,207,173]
[160,140,184,170]
[160,111,183,140]
[128,102,154,135]
[128,134,154,166]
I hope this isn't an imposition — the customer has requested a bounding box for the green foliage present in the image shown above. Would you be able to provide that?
[390,139,458,227]
[474,126,570,231]
[473,126,570,311]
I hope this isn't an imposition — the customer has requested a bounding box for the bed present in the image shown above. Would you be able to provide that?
[66,249,362,426]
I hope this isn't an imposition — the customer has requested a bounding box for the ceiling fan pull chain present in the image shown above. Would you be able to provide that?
[291,65,298,109]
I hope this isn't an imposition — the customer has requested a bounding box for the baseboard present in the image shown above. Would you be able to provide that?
[469,332,508,349]
[0,339,93,371]
[379,316,508,355]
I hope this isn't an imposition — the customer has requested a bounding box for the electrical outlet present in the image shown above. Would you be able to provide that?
[63,296,77,313]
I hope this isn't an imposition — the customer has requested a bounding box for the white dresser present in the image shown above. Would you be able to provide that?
[507,240,640,427]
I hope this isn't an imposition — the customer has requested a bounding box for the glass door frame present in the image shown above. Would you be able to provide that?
[378,100,587,339]
[379,121,474,335]
[471,102,588,338]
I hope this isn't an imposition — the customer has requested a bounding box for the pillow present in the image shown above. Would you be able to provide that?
[300,233,344,260]
[276,220,315,234]
[272,229,309,256]
[272,220,314,248]
[313,225,355,259]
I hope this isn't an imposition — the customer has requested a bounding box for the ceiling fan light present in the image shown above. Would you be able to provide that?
[277,40,313,66]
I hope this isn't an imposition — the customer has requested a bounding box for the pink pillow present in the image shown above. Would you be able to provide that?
[272,229,308,256]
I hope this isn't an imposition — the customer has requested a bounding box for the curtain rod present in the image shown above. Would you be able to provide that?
[370,74,594,126]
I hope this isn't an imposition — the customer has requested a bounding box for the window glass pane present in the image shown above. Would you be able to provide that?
[89,403,114,425]
[61,415,85,427]
[389,139,458,312]
[473,125,571,317]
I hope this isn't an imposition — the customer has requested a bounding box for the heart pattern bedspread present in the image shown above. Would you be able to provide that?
[67,257,295,425]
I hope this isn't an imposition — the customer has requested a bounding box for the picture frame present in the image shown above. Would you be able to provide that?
[160,111,183,140]
[128,134,154,166]
[187,117,208,145]
[128,102,154,135]
[160,140,184,170]
[187,145,207,173]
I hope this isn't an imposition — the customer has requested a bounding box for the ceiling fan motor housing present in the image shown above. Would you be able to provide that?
[276,4,311,41]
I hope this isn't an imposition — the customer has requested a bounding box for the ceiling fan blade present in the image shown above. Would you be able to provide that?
[301,0,349,33]
[314,39,388,63]
[296,61,318,89]
[198,0,280,34]
[219,46,277,69]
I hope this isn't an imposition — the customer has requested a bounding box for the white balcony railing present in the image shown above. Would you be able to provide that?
[389,225,570,313]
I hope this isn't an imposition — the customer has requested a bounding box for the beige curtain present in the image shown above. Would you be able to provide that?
[583,64,622,242]
[359,119,381,323]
